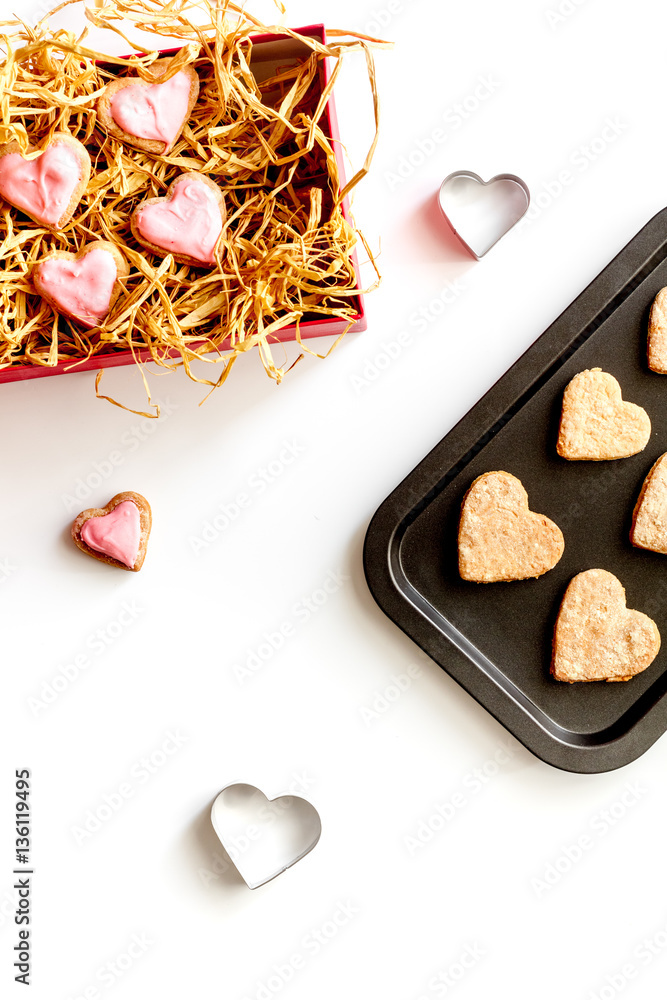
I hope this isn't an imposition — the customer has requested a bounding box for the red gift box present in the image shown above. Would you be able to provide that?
[0,24,366,385]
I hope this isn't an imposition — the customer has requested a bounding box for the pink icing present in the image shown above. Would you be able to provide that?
[37,248,118,328]
[0,142,82,228]
[136,176,222,264]
[81,501,141,568]
[110,71,192,149]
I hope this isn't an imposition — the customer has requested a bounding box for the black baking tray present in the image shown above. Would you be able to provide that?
[364,208,667,773]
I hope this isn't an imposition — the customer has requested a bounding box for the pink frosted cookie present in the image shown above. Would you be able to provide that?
[96,58,199,155]
[0,133,90,230]
[131,171,225,267]
[71,492,152,571]
[33,241,128,328]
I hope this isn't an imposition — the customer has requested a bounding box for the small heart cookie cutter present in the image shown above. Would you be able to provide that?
[438,171,530,259]
[210,781,322,889]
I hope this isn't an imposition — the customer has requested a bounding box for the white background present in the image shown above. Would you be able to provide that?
[2,1,667,998]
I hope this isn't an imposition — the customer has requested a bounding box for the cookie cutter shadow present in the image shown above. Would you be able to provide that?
[188,798,248,894]
[408,190,478,266]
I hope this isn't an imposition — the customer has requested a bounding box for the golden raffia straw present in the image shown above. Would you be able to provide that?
[0,0,386,409]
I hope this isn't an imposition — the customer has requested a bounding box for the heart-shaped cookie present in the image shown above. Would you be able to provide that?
[97,58,199,154]
[131,172,225,267]
[647,287,667,374]
[557,368,651,460]
[458,471,564,582]
[71,491,151,571]
[630,452,667,554]
[33,241,129,329]
[552,569,660,682]
[0,133,90,230]
[210,783,321,889]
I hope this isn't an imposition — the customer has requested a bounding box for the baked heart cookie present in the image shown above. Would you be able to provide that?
[71,492,151,571]
[552,568,660,682]
[556,368,651,460]
[647,287,667,374]
[458,471,564,582]
[33,241,128,329]
[0,133,90,230]
[96,58,199,155]
[131,172,225,267]
[630,452,667,554]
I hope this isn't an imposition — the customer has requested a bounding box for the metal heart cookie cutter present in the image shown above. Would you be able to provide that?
[438,171,530,259]
[211,782,322,889]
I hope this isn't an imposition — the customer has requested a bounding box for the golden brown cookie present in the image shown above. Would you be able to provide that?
[458,471,564,583]
[71,492,151,571]
[96,58,199,155]
[630,453,667,554]
[552,569,660,682]
[648,287,667,374]
[556,368,651,460]
[0,133,90,230]
[33,241,128,329]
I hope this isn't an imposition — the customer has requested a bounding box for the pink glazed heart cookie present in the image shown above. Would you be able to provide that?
[33,241,129,329]
[97,58,199,155]
[71,492,151,571]
[0,133,90,230]
[131,172,225,266]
